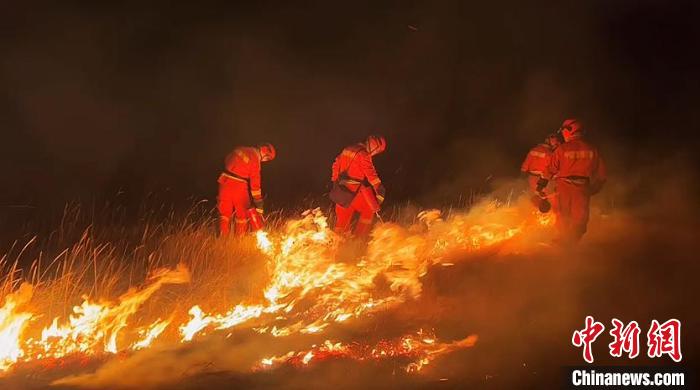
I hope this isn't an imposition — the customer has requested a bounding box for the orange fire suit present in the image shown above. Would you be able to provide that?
[331,143,385,237]
[521,143,554,192]
[217,146,265,236]
[522,143,557,212]
[546,136,606,242]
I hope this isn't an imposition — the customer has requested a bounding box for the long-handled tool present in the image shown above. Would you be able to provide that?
[248,208,265,231]
[375,212,384,223]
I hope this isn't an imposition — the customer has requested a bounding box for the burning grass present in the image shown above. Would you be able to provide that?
[0,194,556,387]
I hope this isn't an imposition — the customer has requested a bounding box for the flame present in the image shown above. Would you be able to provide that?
[301,350,314,365]
[179,204,543,342]
[0,284,33,371]
[0,265,190,367]
[537,210,556,227]
[31,265,189,358]
[255,330,479,372]
[179,303,266,341]
[0,199,552,375]
[131,318,170,350]
[256,230,274,254]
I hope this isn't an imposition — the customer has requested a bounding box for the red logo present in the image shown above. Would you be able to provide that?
[572,316,605,363]
[572,317,682,363]
[647,319,682,362]
[608,318,641,359]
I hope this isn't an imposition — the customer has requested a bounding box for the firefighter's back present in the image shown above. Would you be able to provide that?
[225,146,258,178]
[522,143,552,175]
[554,138,601,179]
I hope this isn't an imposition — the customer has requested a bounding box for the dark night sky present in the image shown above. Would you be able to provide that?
[1,0,698,213]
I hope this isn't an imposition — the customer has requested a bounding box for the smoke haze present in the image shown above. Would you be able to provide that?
[2,1,698,213]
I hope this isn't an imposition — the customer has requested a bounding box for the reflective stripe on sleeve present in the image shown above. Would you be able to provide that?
[235,149,250,163]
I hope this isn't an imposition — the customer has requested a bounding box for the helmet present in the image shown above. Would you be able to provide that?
[559,119,582,141]
[258,143,276,162]
[545,133,562,147]
[365,135,387,156]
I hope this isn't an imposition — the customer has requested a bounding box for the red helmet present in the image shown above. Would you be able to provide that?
[365,135,386,156]
[258,143,276,162]
[546,133,562,147]
[559,118,583,141]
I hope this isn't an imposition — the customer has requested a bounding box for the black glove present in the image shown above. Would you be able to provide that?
[536,178,548,193]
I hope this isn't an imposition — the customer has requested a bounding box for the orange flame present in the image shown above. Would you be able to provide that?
[255,330,479,372]
[0,199,551,374]
[0,284,33,371]
[131,318,171,350]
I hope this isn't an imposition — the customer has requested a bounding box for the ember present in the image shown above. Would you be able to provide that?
[255,331,479,372]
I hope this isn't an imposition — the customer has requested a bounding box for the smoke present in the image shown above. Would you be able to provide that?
[2,1,697,210]
[52,335,268,389]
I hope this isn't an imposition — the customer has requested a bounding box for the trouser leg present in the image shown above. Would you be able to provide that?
[354,208,375,237]
[231,181,252,237]
[217,202,233,237]
[352,191,375,237]
[334,203,355,235]
[570,185,590,241]
[233,209,249,236]
[549,181,559,216]
[217,182,235,237]
[555,180,573,241]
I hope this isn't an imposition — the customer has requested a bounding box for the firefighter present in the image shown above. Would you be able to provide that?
[331,135,387,237]
[217,143,276,236]
[521,133,561,211]
[543,119,606,243]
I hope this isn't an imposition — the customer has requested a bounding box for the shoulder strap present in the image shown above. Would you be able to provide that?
[340,148,360,176]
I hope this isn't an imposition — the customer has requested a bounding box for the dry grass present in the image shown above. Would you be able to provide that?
[0,190,495,348]
[0,198,291,342]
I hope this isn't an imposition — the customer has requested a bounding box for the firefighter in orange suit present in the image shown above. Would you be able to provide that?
[521,133,561,212]
[331,135,387,237]
[543,119,606,242]
[217,143,276,236]
[521,133,561,193]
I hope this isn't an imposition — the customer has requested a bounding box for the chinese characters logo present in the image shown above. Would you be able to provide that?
[572,316,681,363]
